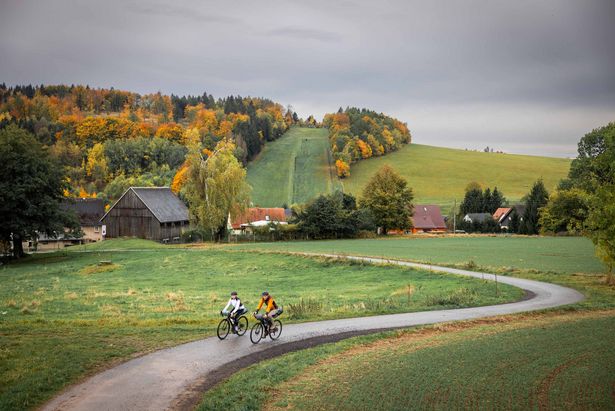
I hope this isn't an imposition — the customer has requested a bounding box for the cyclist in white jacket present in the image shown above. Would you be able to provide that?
[221,291,247,332]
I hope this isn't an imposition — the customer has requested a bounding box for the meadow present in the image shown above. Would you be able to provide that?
[246,127,341,207]
[0,240,521,410]
[200,311,615,410]
[230,236,606,275]
[343,143,570,213]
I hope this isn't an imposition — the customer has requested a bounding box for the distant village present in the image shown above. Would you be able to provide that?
[26,186,525,251]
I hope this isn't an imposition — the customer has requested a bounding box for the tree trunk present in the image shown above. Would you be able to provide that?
[215,224,227,243]
[12,233,24,258]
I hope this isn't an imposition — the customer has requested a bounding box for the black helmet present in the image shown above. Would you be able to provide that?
[230,291,238,296]
[261,291,269,296]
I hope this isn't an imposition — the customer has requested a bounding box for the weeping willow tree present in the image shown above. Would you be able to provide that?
[183,138,251,241]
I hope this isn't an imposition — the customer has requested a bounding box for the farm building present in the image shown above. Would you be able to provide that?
[229,207,287,234]
[100,187,189,241]
[497,205,526,230]
[25,198,105,251]
[463,213,494,224]
[493,207,512,224]
[412,205,447,233]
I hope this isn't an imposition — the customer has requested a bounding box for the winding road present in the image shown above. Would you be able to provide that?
[43,254,584,411]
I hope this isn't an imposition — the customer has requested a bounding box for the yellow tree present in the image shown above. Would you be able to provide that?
[155,122,184,142]
[183,139,251,241]
[85,143,108,191]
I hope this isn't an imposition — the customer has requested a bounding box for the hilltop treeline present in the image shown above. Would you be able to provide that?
[0,83,298,203]
[323,107,411,178]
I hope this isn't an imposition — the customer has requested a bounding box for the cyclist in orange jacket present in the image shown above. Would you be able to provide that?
[253,291,282,326]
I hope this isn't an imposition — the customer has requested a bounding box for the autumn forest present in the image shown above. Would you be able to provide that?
[0,83,410,208]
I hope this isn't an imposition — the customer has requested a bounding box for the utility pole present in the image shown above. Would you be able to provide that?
[453,199,456,234]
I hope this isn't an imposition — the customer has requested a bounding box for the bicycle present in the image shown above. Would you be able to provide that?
[250,309,283,344]
[217,310,248,340]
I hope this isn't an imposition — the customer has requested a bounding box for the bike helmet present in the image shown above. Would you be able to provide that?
[230,291,238,296]
[261,291,269,296]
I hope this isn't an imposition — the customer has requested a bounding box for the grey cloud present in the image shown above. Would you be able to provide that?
[124,1,241,25]
[264,27,342,42]
[0,0,614,157]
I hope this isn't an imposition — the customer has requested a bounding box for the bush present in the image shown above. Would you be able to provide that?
[426,287,478,307]
[181,228,212,243]
[288,298,323,319]
[356,230,377,239]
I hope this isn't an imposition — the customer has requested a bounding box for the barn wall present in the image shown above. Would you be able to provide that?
[102,190,161,240]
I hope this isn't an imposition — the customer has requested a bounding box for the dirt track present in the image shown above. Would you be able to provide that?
[42,254,584,411]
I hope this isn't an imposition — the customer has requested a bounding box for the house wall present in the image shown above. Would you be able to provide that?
[82,226,103,242]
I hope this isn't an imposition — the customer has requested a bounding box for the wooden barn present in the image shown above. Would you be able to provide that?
[100,187,189,241]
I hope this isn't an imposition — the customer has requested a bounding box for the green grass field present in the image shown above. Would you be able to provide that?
[343,143,571,212]
[200,311,615,410]
[0,240,521,410]
[247,127,341,207]
[231,236,605,275]
[198,236,615,410]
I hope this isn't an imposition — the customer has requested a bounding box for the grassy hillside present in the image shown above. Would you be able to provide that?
[247,127,340,207]
[342,144,571,212]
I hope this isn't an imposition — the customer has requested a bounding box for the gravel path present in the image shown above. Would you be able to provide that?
[43,254,584,411]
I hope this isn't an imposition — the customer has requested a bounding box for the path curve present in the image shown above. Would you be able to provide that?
[43,254,584,411]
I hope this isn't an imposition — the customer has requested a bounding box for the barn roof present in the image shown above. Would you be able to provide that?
[230,208,287,229]
[412,205,446,229]
[101,187,189,223]
[62,198,105,226]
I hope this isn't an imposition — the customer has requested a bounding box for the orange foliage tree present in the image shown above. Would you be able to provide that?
[171,162,190,194]
[336,159,350,178]
[155,122,184,142]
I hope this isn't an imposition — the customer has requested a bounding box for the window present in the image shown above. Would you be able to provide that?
[94,226,99,233]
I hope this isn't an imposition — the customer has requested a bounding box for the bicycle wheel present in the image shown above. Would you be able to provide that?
[236,316,248,336]
[217,319,230,340]
[250,322,264,344]
[269,320,282,340]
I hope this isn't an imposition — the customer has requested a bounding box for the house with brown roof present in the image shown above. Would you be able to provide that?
[412,205,447,233]
[229,208,287,234]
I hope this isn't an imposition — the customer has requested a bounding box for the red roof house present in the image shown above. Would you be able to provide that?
[493,207,512,223]
[411,205,447,233]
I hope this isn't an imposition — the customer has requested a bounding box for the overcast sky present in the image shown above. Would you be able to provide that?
[1,0,614,157]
